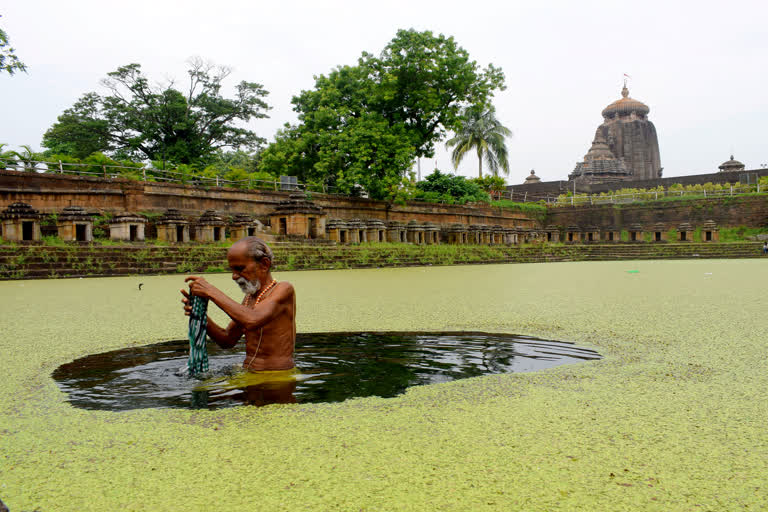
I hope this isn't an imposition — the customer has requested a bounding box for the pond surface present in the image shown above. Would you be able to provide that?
[52,332,601,410]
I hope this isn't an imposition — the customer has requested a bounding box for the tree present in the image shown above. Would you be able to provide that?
[473,175,507,200]
[0,16,27,76]
[259,29,505,200]
[42,58,270,166]
[415,170,490,204]
[445,106,512,178]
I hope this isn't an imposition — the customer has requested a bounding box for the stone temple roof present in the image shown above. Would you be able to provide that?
[718,155,745,172]
[602,86,650,118]
[570,132,631,179]
[523,170,541,184]
[1,202,41,220]
[273,193,324,215]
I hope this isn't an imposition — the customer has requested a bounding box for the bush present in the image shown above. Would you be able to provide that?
[415,170,490,204]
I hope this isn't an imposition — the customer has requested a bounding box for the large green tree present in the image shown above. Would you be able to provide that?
[0,16,27,75]
[445,105,512,178]
[42,58,270,165]
[259,29,505,199]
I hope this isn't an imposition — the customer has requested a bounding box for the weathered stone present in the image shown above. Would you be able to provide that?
[269,193,326,239]
[718,155,745,173]
[1,202,42,241]
[56,206,95,242]
[109,214,147,242]
[156,209,189,243]
[570,84,662,184]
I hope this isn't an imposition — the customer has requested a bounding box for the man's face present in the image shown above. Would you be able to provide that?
[227,243,267,295]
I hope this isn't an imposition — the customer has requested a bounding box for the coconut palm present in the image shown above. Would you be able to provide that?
[445,106,512,178]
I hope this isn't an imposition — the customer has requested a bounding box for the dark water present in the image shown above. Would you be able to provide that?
[52,332,601,411]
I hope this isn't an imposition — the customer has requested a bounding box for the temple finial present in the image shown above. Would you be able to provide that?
[622,73,630,98]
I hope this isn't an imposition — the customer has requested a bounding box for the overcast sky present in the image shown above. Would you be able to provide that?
[1,0,766,184]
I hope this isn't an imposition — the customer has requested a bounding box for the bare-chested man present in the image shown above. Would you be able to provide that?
[181,237,296,372]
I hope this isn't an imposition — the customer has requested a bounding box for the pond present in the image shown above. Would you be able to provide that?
[53,331,601,410]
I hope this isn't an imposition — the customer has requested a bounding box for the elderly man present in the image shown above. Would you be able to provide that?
[181,237,296,372]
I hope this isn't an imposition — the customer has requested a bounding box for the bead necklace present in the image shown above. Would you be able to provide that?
[244,279,277,307]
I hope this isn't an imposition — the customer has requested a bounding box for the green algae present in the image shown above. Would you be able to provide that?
[1,261,767,511]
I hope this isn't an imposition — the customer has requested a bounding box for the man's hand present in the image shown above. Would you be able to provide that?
[180,288,192,317]
[185,276,218,300]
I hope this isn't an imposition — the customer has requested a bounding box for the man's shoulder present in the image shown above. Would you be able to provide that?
[275,281,295,296]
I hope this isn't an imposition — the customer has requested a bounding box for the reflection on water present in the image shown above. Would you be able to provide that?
[52,332,601,411]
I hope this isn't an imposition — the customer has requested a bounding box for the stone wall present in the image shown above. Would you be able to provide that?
[545,195,768,230]
[0,170,536,229]
[508,168,768,197]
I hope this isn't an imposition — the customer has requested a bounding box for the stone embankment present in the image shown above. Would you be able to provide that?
[0,242,764,280]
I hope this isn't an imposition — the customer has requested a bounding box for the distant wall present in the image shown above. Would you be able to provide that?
[509,168,768,198]
[545,195,768,229]
[0,170,536,229]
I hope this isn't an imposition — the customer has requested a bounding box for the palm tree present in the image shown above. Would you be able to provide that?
[445,106,512,178]
[10,144,39,172]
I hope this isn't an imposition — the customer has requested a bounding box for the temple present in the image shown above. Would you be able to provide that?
[570,83,662,184]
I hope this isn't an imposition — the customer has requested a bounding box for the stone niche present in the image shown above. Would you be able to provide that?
[406,220,426,244]
[230,213,263,241]
[627,224,644,242]
[386,221,406,243]
[156,209,190,243]
[193,210,226,243]
[326,218,350,244]
[56,206,94,242]
[677,223,694,242]
[651,222,668,242]
[346,219,366,243]
[544,228,559,243]
[443,223,467,245]
[582,226,600,243]
[701,220,719,242]
[109,214,147,242]
[516,228,531,244]
[1,202,42,241]
[424,222,440,244]
[505,228,519,245]
[365,219,387,243]
[269,193,326,239]
[564,226,581,243]
[602,227,620,243]
[490,225,504,245]
[468,225,483,244]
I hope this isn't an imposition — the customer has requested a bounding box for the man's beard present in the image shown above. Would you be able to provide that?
[236,277,261,295]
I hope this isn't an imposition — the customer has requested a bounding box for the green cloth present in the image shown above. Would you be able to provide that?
[187,295,209,375]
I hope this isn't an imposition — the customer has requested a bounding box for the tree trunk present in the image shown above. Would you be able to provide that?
[477,148,483,178]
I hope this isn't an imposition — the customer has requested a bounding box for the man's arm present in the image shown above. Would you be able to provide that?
[185,277,293,331]
[181,288,243,348]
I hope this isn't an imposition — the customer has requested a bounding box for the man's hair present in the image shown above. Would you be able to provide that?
[240,237,273,263]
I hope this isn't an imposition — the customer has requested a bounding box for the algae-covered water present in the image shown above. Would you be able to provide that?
[1,260,767,511]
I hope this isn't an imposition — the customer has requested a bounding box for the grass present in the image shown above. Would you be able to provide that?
[1,262,767,511]
[719,226,768,242]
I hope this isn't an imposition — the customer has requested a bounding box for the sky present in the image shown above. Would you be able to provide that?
[1,0,767,184]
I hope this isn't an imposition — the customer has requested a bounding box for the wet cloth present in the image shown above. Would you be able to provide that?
[197,367,300,391]
[187,295,209,375]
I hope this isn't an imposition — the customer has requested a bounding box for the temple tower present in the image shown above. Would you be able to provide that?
[570,83,662,183]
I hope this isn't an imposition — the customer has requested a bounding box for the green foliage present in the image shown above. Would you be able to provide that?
[719,226,768,242]
[414,170,490,204]
[42,58,270,167]
[474,175,507,196]
[0,19,26,75]
[445,106,511,177]
[260,29,505,200]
